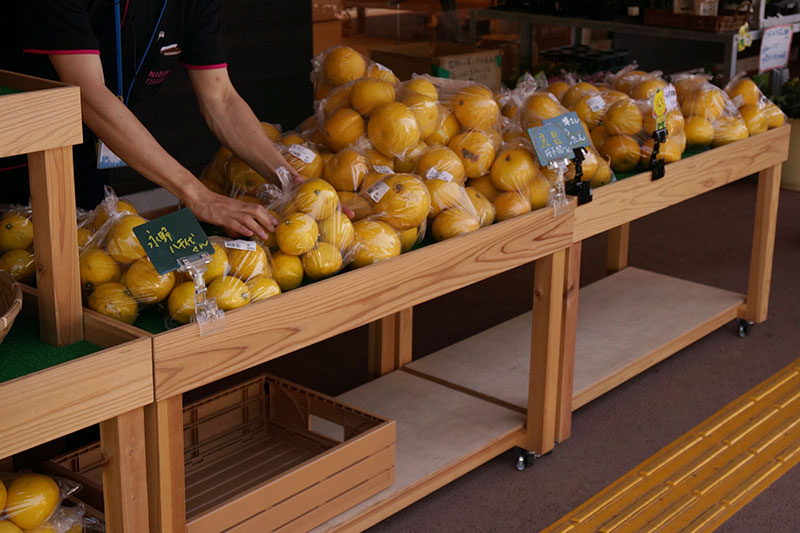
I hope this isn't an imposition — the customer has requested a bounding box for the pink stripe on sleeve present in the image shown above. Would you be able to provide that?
[181,62,228,70]
[23,49,101,55]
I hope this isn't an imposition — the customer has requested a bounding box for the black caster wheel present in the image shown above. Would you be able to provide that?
[515,449,539,471]
[736,319,753,338]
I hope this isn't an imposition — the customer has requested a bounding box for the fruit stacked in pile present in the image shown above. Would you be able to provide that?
[0,211,35,283]
[0,473,84,532]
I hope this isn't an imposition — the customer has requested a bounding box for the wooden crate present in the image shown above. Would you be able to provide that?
[53,374,396,532]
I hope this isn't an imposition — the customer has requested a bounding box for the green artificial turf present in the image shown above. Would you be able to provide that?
[0,315,100,384]
[134,306,168,334]
[0,85,21,96]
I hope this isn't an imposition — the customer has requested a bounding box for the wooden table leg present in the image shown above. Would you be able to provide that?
[28,147,83,346]
[145,396,186,533]
[745,165,782,324]
[99,407,150,533]
[368,308,413,378]
[527,249,566,455]
[556,242,581,443]
[607,223,630,275]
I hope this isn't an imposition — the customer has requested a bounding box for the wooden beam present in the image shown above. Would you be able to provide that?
[556,242,581,443]
[368,309,414,378]
[145,396,186,533]
[606,223,630,275]
[527,249,566,455]
[745,164,782,323]
[28,147,83,345]
[99,408,150,533]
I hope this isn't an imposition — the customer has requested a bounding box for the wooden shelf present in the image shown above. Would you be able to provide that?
[407,268,744,413]
[314,371,526,532]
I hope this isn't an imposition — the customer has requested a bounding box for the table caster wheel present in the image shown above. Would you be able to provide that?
[736,319,753,338]
[515,449,538,470]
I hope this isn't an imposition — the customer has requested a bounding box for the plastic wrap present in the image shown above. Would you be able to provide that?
[0,206,36,283]
[0,472,83,533]
[312,46,369,92]
[725,73,786,134]
[674,73,749,148]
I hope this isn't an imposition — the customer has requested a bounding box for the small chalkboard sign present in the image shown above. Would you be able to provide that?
[528,124,574,167]
[133,209,214,275]
[543,112,590,150]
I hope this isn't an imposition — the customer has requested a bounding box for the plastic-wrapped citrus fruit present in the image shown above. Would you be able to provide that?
[467,176,501,202]
[227,157,268,195]
[123,258,176,304]
[88,283,138,324]
[207,276,250,311]
[271,252,304,291]
[465,187,496,227]
[449,130,496,179]
[601,135,640,172]
[399,226,419,252]
[246,275,281,302]
[302,242,343,280]
[276,213,319,256]
[323,46,366,86]
[591,159,613,188]
[726,77,760,107]
[545,81,569,102]
[490,147,537,192]
[452,85,500,131]
[425,107,461,145]
[324,148,369,192]
[432,208,480,241]
[374,173,432,230]
[92,198,138,230]
[350,78,396,117]
[203,241,229,283]
[168,282,196,324]
[630,78,668,101]
[521,92,564,128]
[323,108,365,152]
[681,87,725,121]
[0,213,33,252]
[291,178,338,220]
[228,243,268,280]
[417,146,466,185]
[684,115,715,147]
[80,248,121,290]
[368,102,421,158]
[570,93,606,129]
[426,179,467,219]
[604,99,644,136]
[643,109,685,136]
[529,175,551,210]
[337,191,373,220]
[285,144,323,179]
[764,103,786,129]
[614,70,648,93]
[639,137,682,167]
[712,116,749,147]
[394,141,428,173]
[5,474,60,530]
[493,191,531,221]
[562,82,599,108]
[366,62,399,85]
[352,219,402,268]
[106,215,147,264]
[738,104,767,135]
[261,122,281,141]
[322,85,352,117]
[318,210,355,250]
[402,78,438,101]
[402,93,439,139]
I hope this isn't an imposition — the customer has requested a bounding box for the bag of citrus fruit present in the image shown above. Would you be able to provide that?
[0,205,36,284]
[0,471,83,533]
[725,72,786,135]
[311,46,398,100]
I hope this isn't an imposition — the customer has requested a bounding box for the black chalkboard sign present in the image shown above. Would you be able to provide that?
[133,209,214,275]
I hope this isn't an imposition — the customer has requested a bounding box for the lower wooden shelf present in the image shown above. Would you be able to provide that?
[406,268,744,414]
[315,371,526,532]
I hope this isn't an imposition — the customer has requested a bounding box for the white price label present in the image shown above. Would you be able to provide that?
[732,94,744,108]
[664,85,679,111]
[426,168,454,182]
[587,95,606,112]
[374,165,394,174]
[288,144,317,164]
[365,181,390,203]
[224,239,257,252]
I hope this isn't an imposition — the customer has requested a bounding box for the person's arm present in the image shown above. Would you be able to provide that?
[187,67,302,184]
[48,53,276,238]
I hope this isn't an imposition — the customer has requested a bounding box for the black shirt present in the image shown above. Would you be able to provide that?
[1,0,227,208]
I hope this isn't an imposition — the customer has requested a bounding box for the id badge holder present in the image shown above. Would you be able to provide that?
[96,140,128,169]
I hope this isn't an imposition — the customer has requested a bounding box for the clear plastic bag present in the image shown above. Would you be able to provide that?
[725,72,786,135]
[673,72,749,148]
[312,46,369,93]
[0,205,36,283]
[0,472,82,533]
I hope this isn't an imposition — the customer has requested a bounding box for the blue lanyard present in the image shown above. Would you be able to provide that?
[114,0,170,105]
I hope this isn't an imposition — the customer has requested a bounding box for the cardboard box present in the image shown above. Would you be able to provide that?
[370,42,502,91]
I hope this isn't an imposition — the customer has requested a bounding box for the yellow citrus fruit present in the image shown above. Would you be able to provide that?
[467,176,501,202]
[432,208,480,240]
[261,122,281,141]
[322,85,352,117]
[23,524,55,533]
[393,141,428,173]
[318,210,355,250]
[603,90,630,104]
[106,215,147,264]
[487,129,504,152]
[77,227,94,249]
[271,252,304,291]
[366,62,399,85]
[684,115,715,147]
[350,78,396,117]
[0,213,33,252]
[570,93,606,128]
[399,227,419,252]
[673,76,706,101]
[417,146,466,185]
[604,99,644,136]
[291,178,338,220]
[452,85,500,131]
[0,249,35,282]
[490,147,537,192]
[302,241,343,280]
[500,99,518,119]
[630,78,668,101]
[643,109,685,136]
[614,70,648,93]
[449,130,496,179]
[360,172,387,192]
[521,92,565,128]
[639,137,682,167]
[601,135,641,173]
[590,125,608,150]
[739,104,767,135]
[726,78,760,107]
[323,46,366,86]
[364,149,394,171]
[402,93,439,139]
[465,187,496,227]
[368,102,421,158]
[591,160,613,188]
[276,213,319,256]
[168,282,196,324]
[425,107,461,145]
[672,129,687,153]
[92,199,138,230]
[426,179,468,219]
[529,175,551,210]
[79,248,120,290]
[502,130,528,144]
[0,521,22,533]
[88,283,138,324]
[227,157,268,194]
[208,276,250,311]
[203,241,229,283]
[546,81,570,102]
[402,78,438,101]
[352,220,401,268]
[5,474,60,530]
[323,108,365,153]
[246,275,281,302]
[712,116,749,147]
[0,480,6,517]
[764,103,785,129]
[578,147,600,181]
[227,244,268,280]
[280,133,306,146]
[493,191,531,221]
[375,173,431,230]
[123,258,176,304]
[337,191,373,221]
[562,82,599,108]
[325,148,369,192]
[285,145,322,179]
[681,88,725,121]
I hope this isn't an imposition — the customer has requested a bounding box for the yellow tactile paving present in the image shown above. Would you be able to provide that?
[545,359,800,533]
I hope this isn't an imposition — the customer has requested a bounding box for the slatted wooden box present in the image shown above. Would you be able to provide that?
[51,374,396,532]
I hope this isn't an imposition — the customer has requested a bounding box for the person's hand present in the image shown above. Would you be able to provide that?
[185,185,277,239]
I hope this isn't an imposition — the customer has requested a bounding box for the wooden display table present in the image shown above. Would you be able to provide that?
[0,70,83,346]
